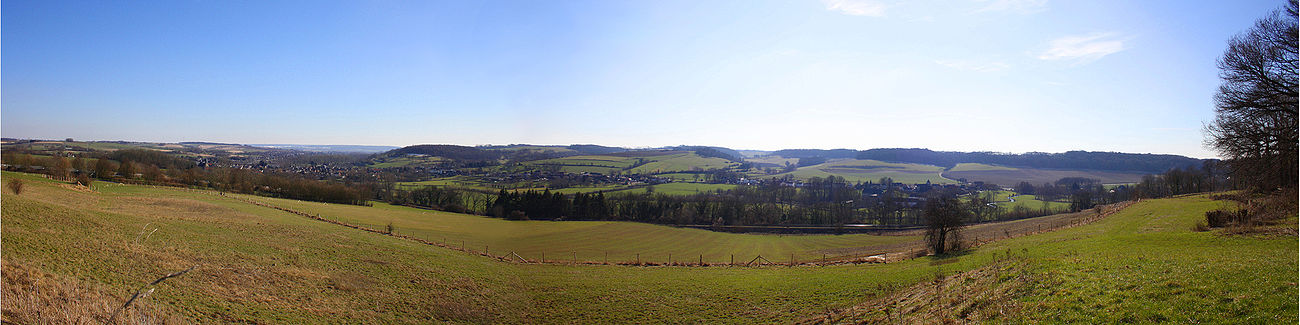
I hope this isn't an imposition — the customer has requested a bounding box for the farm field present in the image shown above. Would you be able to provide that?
[525,151,736,175]
[745,156,799,168]
[823,194,1297,323]
[625,152,736,174]
[977,190,1071,211]
[606,182,738,196]
[1,171,1293,323]
[397,178,630,194]
[369,156,448,168]
[943,163,1149,186]
[768,159,958,184]
[231,194,914,264]
[524,154,641,175]
[395,176,506,192]
[653,172,708,181]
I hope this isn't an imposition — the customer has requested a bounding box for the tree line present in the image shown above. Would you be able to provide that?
[2,151,368,205]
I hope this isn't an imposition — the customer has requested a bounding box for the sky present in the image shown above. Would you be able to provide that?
[1,0,1286,158]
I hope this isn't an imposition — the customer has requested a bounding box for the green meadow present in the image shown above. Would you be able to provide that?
[605,182,739,196]
[769,159,958,184]
[524,151,735,175]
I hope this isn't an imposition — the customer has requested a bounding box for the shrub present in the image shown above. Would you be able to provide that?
[7,179,23,194]
[1205,209,1251,227]
[443,204,466,214]
[1191,221,1210,232]
[76,174,93,187]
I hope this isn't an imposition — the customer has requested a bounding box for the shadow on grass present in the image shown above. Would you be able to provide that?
[927,250,974,266]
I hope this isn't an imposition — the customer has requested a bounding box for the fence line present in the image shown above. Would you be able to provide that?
[206,191,1128,268]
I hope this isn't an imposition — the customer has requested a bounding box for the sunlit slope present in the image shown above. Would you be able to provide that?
[828,194,1297,323]
[0,172,534,323]
[944,162,1148,185]
[524,151,737,175]
[768,159,958,184]
[234,193,916,263]
[0,171,973,323]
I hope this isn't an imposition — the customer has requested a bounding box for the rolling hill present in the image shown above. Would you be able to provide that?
[944,163,1150,185]
[766,159,958,184]
[3,171,1291,323]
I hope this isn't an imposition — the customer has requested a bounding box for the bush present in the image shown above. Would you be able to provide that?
[1205,209,1251,227]
[1191,221,1210,232]
[443,204,466,214]
[76,174,93,187]
[7,179,23,194]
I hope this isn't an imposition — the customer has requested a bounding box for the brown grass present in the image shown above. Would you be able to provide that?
[1,260,186,324]
[799,255,1036,324]
[1207,188,1298,236]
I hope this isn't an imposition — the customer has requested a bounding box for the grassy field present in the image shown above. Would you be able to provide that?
[949,162,1019,172]
[943,163,1150,186]
[0,172,936,323]
[397,177,631,194]
[524,154,641,175]
[626,153,736,174]
[525,152,736,175]
[745,156,799,168]
[977,190,1071,211]
[653,172,708,182]
[231,194,913,264]
[768,159,958,184]
[2,171,1293,323]
[396,176,526,192]
[369,156,448,168]
[607,182,739,196]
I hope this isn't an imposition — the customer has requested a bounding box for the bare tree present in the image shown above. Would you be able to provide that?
[7,179,24,194]
[52,156,72,179]
[923,193,968,255]
[1205,0,1298,191]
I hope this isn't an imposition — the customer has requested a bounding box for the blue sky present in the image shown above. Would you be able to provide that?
[2,0,1285,158]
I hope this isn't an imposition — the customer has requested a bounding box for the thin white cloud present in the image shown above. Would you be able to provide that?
[972,0,1047,14]
[934,59,1010,72]
[822,0,887,17]
[1037,33,1125,63]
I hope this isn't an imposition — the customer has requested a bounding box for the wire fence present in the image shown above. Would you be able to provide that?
[212,190,1131,268]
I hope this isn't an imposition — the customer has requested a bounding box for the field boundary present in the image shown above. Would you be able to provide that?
[213,191,1134,268]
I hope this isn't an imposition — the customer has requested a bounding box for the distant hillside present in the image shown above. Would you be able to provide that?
[770,149,859,159]
[383,145,500,161]
[252,144,399,153]
[565,144,627,155]
[661,146,743,161]
[856,149,1205,173]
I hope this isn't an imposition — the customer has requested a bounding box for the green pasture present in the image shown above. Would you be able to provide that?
[948,162,1019,172]
[369,156,447,168]
[769,159,958,184]
[626,153,736,174]
[607,182,738,196]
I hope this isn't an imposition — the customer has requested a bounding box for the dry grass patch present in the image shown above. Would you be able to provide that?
[1,261,186,324]
[800,255,1035,324]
